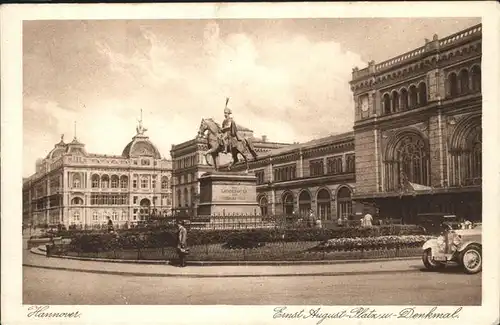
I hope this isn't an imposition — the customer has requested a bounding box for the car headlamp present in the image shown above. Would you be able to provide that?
[452,232,462,247]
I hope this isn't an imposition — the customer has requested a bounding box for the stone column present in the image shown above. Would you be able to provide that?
[298,150,304,178]
[271,189,276,215]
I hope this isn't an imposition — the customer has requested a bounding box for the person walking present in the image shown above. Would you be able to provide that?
[176,220,189,267]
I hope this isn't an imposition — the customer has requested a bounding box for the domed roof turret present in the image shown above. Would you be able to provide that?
[121,113,161,159]
[66,135,87,156]
[46,134,67,159]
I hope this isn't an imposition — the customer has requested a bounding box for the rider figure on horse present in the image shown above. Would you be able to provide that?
[221,106,241,154]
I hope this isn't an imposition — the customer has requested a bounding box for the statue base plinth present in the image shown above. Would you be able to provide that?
[197,171,260,216]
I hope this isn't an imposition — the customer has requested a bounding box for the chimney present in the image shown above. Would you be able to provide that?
[262,135,267,142]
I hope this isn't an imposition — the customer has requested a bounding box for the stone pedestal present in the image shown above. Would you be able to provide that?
[197,171,260,216]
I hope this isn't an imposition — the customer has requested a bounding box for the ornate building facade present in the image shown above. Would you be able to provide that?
[229,133,358,223]
[22,119,173,227]
[349,24,482,222]
[170,123,290,216]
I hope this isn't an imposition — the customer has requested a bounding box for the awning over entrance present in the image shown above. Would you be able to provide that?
[407,182,433,191]
[353,185,481,201]
[352,186,482,224]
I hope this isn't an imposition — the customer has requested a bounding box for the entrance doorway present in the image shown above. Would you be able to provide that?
[139,198,151,221]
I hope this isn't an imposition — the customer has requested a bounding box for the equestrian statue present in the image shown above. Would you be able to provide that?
[197,98,258,171]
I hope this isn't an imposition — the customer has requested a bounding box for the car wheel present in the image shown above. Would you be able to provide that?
[460,244,482,274]
[422,248,446,270]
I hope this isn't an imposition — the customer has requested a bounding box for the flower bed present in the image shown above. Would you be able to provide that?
[66,225,426,254]
[309,235,434,252]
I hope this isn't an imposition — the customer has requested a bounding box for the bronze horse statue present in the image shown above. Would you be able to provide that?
[197,118,258,171]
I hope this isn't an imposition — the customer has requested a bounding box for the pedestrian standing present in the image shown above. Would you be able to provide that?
[107,216,114,233]
[176,220,189,267]
[308,209,315,227]
[363,213,373,228]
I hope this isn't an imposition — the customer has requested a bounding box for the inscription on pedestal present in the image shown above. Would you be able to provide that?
[219,186,248,201]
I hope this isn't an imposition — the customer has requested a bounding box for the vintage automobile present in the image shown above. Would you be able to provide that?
[421,214,482,274]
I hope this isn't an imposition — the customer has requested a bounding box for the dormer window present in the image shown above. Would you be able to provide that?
[141,159,150,166]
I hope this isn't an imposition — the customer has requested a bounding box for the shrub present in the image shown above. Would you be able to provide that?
[310,235,433,252]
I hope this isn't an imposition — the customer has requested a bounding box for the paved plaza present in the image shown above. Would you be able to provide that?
[23,264,481,306]
[23,246,481,305]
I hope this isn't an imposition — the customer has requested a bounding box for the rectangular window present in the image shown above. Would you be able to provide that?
[346,154,355,173]
[273,164,297,182]
[133,179,137,188]
[255,170,265,185]
[141,178,148,189]
[327,156,343,174]
[133,196,138,204]
[309,159,324,177]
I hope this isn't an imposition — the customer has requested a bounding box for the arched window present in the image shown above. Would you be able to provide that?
[458,69,469,95]
[161,176,169,189]
[259,196,268,216]
[337,187,352,220]
[400,88,408,111]
[71,197,83,205]
[139,198,151,220]
[469,131,482,181]
[471,66,481,92]
[418,82,427,106]
[111,175,119,188]
[384,133,429,191]
[72,174,81,188]
[101,175,110,188]
[316,189,331,221]
[449,122,482,186]
[382,94,391,115]
[298,191,311,217]
[448,72,458,97]
[391,91,399,112]
[408,85,418,108]
[282,192,294,215]
[91,174,100,188]
[120,175,128,189]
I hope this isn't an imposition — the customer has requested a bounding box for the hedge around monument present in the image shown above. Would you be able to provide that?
[67,225,426,253]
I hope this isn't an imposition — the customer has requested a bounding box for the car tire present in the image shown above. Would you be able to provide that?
[422,248,446,270]
[460,244,482,274]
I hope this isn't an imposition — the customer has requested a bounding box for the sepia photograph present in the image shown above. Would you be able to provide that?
[2,2,499,325]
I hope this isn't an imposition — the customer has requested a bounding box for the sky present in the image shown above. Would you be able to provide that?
[23,17,480,177]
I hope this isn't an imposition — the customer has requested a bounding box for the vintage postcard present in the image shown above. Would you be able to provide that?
[1,2,499,325]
